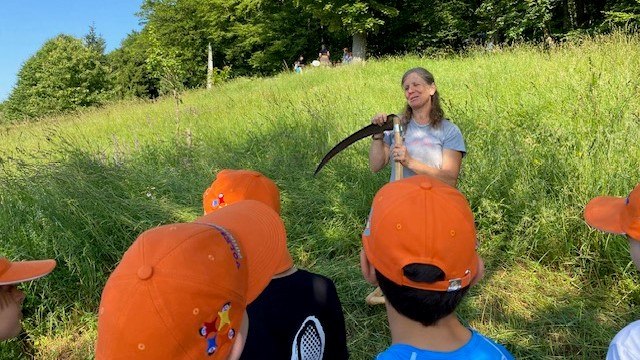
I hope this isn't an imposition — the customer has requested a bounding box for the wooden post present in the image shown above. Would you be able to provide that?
[207,43,213,89]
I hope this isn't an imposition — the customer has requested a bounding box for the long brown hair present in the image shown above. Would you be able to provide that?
[400,67,444,127]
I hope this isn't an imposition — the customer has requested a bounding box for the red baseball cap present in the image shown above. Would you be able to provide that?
[0,257,56,285]
[203,169,280,215]
[362,175,479,292]
[584,183,640,240]
[96,200,286,359]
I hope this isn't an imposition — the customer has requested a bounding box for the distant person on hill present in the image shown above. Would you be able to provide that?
[294,55,305,74]
[96,199,288,359]
[585,183,640,360]
[360,175,514,359]
[203,169,349,360]
[319,44,331,66]
[369,67,466,186]
[0,256,56,341]
[342,48,353,64]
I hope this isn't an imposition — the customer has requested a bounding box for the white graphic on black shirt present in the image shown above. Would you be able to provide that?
[291,316,325,360]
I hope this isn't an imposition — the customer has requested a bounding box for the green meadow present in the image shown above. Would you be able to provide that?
[1,32,639,359]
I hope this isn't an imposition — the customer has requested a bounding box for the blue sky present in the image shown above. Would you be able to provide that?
[0,0,144,102]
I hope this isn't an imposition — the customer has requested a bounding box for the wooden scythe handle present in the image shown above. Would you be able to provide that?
[393,116,403,181]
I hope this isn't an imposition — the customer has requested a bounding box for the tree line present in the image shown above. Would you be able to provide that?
[2,0,639,123]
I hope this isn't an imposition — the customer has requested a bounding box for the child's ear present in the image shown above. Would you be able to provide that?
[228,310,249,360]
[360,249,378,286]
[470,256,485,287]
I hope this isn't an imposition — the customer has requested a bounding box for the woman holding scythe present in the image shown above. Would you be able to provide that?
[369,67,465,187]
[366,67,472,305]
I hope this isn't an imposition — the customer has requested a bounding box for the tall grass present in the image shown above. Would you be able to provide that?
[1,32,639,359]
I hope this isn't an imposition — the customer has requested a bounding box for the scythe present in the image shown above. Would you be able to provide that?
[314,114,401,176]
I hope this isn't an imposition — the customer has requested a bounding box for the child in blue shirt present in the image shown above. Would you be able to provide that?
[360,175,514,359]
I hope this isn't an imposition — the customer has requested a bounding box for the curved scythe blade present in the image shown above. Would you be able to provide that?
[314,114,398,176]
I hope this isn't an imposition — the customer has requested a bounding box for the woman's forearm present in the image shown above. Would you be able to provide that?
[369,140,389,172]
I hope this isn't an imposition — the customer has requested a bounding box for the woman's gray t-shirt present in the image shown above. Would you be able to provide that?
[383,118,466,180]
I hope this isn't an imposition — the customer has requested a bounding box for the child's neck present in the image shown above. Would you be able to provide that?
[272,266,297,279]
[386,303,471,352]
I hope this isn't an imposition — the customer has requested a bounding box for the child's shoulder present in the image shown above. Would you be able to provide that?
[375,331,514,360]
[469,330,514,359]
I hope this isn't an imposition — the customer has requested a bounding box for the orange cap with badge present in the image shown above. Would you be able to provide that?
[584,183,640,241]
[362,175,479,292]
[0,257,56,285]
[96,200,287,359]
[203,169,281,215]
[201,169,292,274]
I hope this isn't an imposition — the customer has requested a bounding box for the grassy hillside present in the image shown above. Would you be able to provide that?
[1,32,639,359]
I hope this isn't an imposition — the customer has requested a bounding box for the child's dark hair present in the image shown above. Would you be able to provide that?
[376,263,469,327]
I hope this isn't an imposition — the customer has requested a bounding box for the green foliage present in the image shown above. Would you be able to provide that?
[219,0,333,74]
[370,0,475,54]
[295,0,398,35]
[107,31,160,99]
[2,35,111,123]
[83,24,106,55]
[603,0,640,29]
[145,24,186,99]
[475,0,558,42]
[138,0,212,88]
[210,65,232,85]
[138,0,336,79]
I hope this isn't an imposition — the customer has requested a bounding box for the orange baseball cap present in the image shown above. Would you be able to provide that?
[201,169,292,274]
[0,257,56,285]
[96,200,286,359]
[362,175,479,292]
[584,183,640,240]
[203,169,280,215]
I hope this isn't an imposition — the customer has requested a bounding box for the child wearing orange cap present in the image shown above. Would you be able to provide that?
[203,169,349,360]
[585,183,640,360]
[96,200,289,359]
[360,175,514,359]
[0,257,56,341]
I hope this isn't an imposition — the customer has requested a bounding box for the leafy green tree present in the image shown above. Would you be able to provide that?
[369,0,476,55]
[84,24,107,54]
[138,0,332,80]
[3,34,111,122]
[603,0,640,29]
[108,31,160,99]
[475,0,559,43]
[139,0,212,88]
[294,0,399,59]
[208,0,331,74]
[0,102,5,124]
[145,24,186,103]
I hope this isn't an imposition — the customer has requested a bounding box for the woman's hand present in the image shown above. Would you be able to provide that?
[392,143,411,166]
[371,113,388,126]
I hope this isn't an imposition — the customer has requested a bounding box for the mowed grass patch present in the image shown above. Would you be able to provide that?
[1,32,639,358]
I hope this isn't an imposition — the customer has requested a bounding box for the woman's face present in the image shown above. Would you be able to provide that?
[402,72,436,110]
[0,285,26,340]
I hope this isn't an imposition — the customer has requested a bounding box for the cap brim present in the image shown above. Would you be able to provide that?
[584,196,627,235]
[195,200,287,303]
[0,259,57,285]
